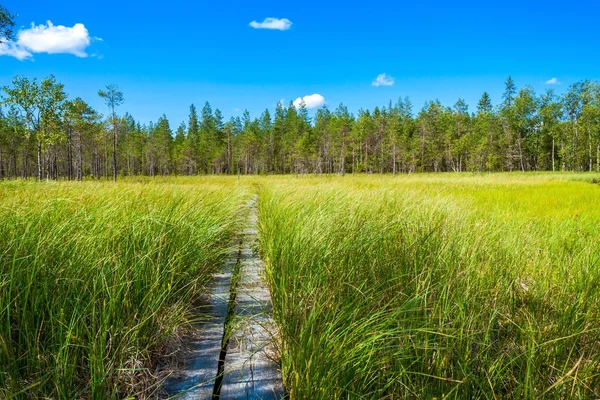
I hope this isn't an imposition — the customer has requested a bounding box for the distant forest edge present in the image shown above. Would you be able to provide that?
[2,75,600,180]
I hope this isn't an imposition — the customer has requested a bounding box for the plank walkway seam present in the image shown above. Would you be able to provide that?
[162,195,284,399]
[219,195,284,400]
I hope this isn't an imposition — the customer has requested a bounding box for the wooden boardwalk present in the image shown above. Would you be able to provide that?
[219,197,284,399]
[163,196,284,399]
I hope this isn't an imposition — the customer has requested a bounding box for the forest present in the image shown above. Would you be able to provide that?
[2,75,600,180]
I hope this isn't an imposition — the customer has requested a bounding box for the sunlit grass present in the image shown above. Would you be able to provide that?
[0,178,249,398]
[258,173,600,399]
[2,173,599,398]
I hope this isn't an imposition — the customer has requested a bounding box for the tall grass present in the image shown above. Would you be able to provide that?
[0,179,248,398]
[258,175,600,399]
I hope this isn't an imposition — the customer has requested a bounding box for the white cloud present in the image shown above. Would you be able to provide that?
[372,73,395,87]
[293,94,325,109]
[0,42,32,60]
[0,21,97,60]
[19,21,92,57]
[249,18,292,31]
[545,77,561,85]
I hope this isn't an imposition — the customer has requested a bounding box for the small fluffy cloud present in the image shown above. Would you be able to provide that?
[19,21,92,57]
[0,21,97,60]
[372,73,395,87]
[293,94,325,109]
[249,18,292,31]
[545,77,561,85]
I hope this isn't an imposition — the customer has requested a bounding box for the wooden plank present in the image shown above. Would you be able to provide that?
[162,247,237,398]
[220,197,285,400]
[163,196,283,399]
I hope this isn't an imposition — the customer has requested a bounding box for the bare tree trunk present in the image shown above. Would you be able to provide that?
[112,110,118,181]
[517,134,525,171]
[23,145,28,179]
[77,131,83,181]
[37,141,42,181]
[227,136,232,174]
[45,149,50,180]
[104,135,109,180]
[340,136,346,176]
[12,153,17,179]
[588,130,593,172]
[365,141,369,172]
[503,124,513,171]
[380,132,385,174]
[420,127,426,172]
[53,149,58,180]
[571,121,579,171]
[597,142,600,172]
[0,147,4,180]
[393,143,397,175]
[269,130,274,173]
[552,136,555,172]
[67,129,73,180]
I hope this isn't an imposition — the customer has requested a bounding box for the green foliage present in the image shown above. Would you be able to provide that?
[3,75,600,178]
[0,2,15,42]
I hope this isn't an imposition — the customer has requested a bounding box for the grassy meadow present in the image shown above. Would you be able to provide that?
[258,173,600,399]
[0,178,250,398]
[1,173,600,398]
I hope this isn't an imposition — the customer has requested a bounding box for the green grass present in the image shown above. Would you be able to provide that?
[258,174,600,399]
[0,178,249,398]
[2,173,600,399]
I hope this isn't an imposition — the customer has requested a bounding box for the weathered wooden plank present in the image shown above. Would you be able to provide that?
[163,195,283,399]
[220,197,285,400]
[162,251,237,399]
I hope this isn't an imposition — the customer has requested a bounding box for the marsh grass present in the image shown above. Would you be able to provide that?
[2,173,599,399]
[258,174,600,399]
[0,179,248,398]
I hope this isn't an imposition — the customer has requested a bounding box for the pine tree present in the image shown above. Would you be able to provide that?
[98,84,124,181]
[502,76,517,107]
[173,121,186,174]
[199,102,215,173]
[187,104,200,173]
[477,92,493,113]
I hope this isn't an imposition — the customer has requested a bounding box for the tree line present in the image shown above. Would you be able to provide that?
[2,75,600,180]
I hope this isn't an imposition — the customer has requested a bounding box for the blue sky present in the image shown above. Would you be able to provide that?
[1,0,599,126]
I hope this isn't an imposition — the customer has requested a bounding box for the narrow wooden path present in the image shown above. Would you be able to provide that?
[219,196,284,399]
[163,196,284,399]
